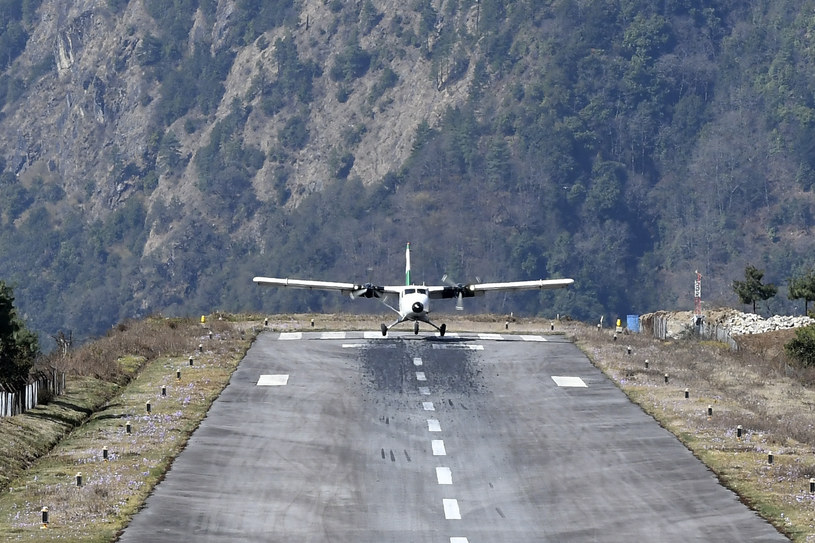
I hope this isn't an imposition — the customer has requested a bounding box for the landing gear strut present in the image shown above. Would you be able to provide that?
[380,323,388,336]
[414,322,420,335]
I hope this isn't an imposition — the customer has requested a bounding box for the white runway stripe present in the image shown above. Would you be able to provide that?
[278,332,302,340]
[257,375,289,386]
[432,344,484,350]
[413,357,423,366]
[416,371,427,381]
[427,419,441,432]
[432,440,446,455]
[521,335,547,342]
[320,331,346,340]
[443,499,461,520]
[552,375,588,388]
[422,402,435,411]
[478,333,504,340]
[450,538,469,543]
[363,331,382,339]
[436,467,453,485]
[419,386,431,395]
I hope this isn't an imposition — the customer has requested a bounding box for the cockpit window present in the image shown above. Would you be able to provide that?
[417,288,427,294]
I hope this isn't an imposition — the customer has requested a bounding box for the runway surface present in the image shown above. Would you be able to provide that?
[117,331,787,542]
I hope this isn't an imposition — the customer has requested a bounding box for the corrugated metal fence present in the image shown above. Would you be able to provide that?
[0,370,66,418]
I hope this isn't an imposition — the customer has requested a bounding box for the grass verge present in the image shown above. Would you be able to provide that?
[0,317,257,542]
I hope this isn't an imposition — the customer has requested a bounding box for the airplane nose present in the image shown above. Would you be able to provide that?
[412,301,424,313]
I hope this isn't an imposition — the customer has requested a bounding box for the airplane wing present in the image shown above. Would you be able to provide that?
[468,278,575,292]
[253,277,390,299]
[428,278,574,299]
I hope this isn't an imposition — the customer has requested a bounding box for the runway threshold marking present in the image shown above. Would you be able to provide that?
[432,440,447,455]
[443,499,462,520]
[551,375,588,388]
[432,344,484,350]
[436,467,453,485]
[257,374,289,386]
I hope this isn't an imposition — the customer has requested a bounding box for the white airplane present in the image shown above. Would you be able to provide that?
[253,243,574,336]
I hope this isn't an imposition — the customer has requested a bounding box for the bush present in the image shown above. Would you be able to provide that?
[784,325,815,367]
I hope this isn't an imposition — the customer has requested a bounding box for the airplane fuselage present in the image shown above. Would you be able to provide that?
[399,287,432,322]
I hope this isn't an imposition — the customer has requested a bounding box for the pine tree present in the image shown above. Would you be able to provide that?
[788,269,815,316]
[0,281,38,384]
[732,265,777,314]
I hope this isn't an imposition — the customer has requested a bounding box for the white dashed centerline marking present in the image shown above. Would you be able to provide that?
[341,344,365,348]
[427,419,441,432]
[520,335,547,342]
[419,386,431,395]
[436,467,453,485]
[478,333,504,341]
[450,538,469,543]
[320,331,346,340]
[443,499,461,520]
[413,357,423,366]
[422,402,435,411]
[432,440,446,456]
[257,375,289,386]
[278,332,302,340]
[416,372,427,381]
[363,331,382,339]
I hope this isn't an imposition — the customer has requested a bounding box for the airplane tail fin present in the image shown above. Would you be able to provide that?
[405,242,411,285]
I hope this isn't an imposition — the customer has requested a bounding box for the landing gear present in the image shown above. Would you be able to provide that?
[414,321,420,335]
[439,323,446,337]
[381,323,388,336]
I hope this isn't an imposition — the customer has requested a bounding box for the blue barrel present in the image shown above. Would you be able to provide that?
[627,315,640,332]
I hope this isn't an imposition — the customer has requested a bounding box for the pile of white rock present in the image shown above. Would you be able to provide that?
[716,310,815,336]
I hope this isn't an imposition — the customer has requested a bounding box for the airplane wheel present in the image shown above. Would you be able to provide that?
[440,324,446,337]
[414,322,419,335]
[381,324,388,336]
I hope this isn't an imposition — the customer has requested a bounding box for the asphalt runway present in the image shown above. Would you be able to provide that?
[117,331,787,542]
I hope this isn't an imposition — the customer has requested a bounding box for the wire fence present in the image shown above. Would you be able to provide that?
[0,369,66,418]
[640,311,738,350]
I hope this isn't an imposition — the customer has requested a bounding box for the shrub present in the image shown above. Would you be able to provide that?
[784,324,815,367]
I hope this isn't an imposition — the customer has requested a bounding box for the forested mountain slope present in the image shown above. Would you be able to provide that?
[1,0,814,346]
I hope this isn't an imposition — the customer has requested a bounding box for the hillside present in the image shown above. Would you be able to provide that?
[1,0,814,346]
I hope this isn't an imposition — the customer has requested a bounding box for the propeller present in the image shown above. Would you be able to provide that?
[350,283,383,299]
[442,274,467,311]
